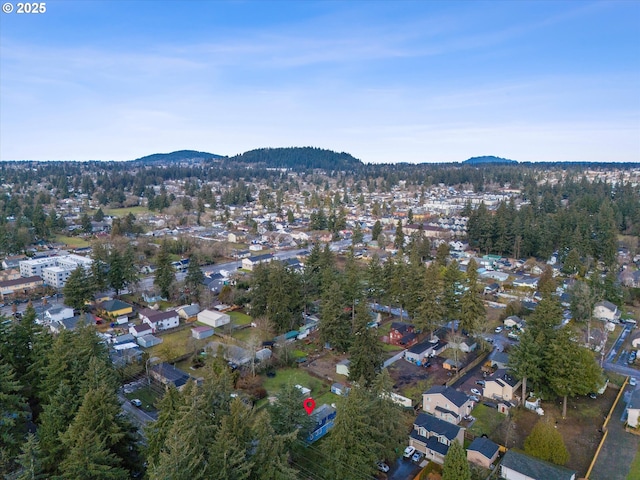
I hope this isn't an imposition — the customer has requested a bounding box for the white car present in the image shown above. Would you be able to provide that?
[130,399,142,407]
[494,326,503,333]
[630,378,637,387]
[403,446,416,458]
[376,461,390,473]
[471,388,481,396]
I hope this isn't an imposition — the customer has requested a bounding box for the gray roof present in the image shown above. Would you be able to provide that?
[492,369,520,387]
[467,437,499,459]
[180,304,201,316]
[413,413,462,441]
[408,339,435,355]
[409,431,450,456]
[501,450,576,480]
[150,363,191,388]
[424,385,470,408]
[596,300,618,312]
[59,313,94,331]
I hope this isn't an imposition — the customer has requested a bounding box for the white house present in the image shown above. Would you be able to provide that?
[593,301,621,323]
[197,309,231,328]
[139,308,180,332]
[129,323,153,338]
[626,389,640,428]
[44,305,74,324]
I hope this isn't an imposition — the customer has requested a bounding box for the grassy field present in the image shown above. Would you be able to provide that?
[469,403,505,437]
[148,327,195,360]
[103,206,149,217]
[124,386,160,412]
[262,367,329,397]
[229,311,253,325]
[53,234,90,248]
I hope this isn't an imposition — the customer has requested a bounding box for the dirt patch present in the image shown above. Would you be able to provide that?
[303,350,348,384]
[488,386,617,476]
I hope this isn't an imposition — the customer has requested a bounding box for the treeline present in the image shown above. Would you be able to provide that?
[467,177,639,264]
[229,147,363,171]
[0,304,406,480]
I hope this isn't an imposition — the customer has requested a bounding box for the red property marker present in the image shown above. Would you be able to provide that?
[303,397,316,415]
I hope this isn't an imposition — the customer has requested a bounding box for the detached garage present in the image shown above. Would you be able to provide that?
[197,309,231,328]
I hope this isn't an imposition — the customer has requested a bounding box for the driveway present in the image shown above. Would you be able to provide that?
[386,457,422,480]
[589,383,640,480]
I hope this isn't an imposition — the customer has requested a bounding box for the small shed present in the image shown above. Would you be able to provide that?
[295,384,311,396]
[467,437,500,469]
[336,359,350,377]
[443,359,459,371]
[331,382,350,396]
[255,348,272,362]
[191,326,214,340]
[137,334,163,348]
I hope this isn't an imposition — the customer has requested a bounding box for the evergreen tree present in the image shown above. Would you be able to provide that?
[537,265,556,298]
[320,281,351,351]
[15,433,45,480]
[57,430,129,480]
[415,262,444,337]
[352,221,364,245]
[394,219,405,249]
[0,361,29,474]
[366,254,385,306]
[184,254,204,304]
[321,385,381,479]
[249,410,299,480]
[442,440,471,480]
[154,242,175,299]
[63,265,93,311]
[459,259,485,335]
[442,261,463,326]
[268,382,315,443]
[107,249,127,297]
[371,220,382,243]
[93,208,105,222]
[369,370,407,462]
[548,327,601,418]
[524,419,569,465]
[348,300,383,387]
[145,385,183,470]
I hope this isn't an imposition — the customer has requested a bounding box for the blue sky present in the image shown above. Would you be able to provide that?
[1,0,638,163]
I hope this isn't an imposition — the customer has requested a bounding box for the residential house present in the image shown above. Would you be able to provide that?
[503,315,524,329]
[99,299,133,319]
[206,341,252,365]
[129,323,153,338]
[483,369,522,402]
[489,351,510,370]
[0,275,43,297]
[44,305,74,324]
[202,273,225,294]
[149,362,198,391]
[331,383,350,396]
[466,436,500,469]
[422,385,475,425]
[177,304,200,322]
[2,254,27,270]
[405,339,448,365]
[0,268,21,282]
[626,389,640,428]
[458,339,477,353]
[484,282,500,295]
[307,404,337,443]
[500,450,576,480]
[139,308,180,332]
[197,309,231,328]
[255,348,272,362]
[512,276,539,289]
[241,253,274,271]
[409,413,465,465]
[593,301,621,323]
[388,322,417,347]
[50,313,95,333]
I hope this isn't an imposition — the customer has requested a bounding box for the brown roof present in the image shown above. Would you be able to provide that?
[0,275,43,288]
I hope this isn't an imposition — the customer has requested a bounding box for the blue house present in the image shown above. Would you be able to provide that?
[307,404,337,443]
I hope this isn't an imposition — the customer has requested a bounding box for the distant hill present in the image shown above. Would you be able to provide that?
[132,150,222,164]
[463,156,517,165]
[228,147,362,171]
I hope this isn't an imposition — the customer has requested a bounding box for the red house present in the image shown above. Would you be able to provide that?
[388,322,417,347]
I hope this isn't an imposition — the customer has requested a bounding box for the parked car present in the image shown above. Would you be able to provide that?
[376,461,390,473]
[475,380,486,386]
[411,451,424,463]
[403,446,416,458]
[471,388,481,396]
[130,399,142,407]
[469,395,479,402]
[630,378,637,387]
[494,326,503,333]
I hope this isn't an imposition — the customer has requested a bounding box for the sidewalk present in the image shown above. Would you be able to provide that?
[589,385,639,480]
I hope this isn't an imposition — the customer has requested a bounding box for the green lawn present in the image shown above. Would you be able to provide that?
[103,206,149,217]
[262,368,329,397]
[382,342,404,352]
[148,327,195,360]
[469,403,505,437]
[232,327,260,343]
[627,447,640,480]
[229,311,253,326]
[124,386,161,412]
[53,234,90,248]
